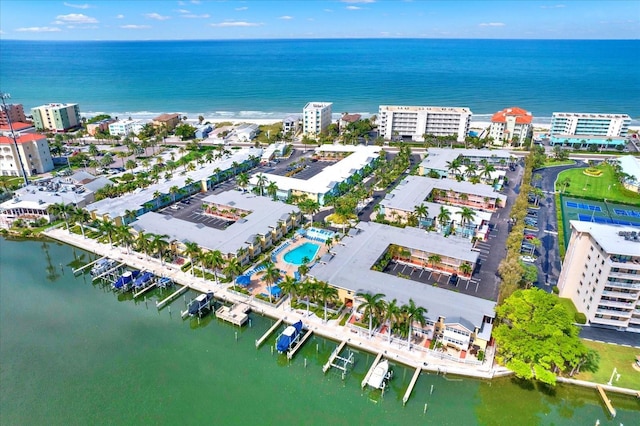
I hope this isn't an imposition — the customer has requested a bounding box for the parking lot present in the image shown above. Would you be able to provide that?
[384,260,483,297]
[267,157,333,180]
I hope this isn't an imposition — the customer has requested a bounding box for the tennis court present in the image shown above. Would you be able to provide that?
[559,195,640,249]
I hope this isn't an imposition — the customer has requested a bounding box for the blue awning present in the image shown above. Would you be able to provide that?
[269,285,282,296]
[236,275,251,286]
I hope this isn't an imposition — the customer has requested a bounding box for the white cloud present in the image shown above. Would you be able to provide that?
[55,13,98,24]
[116,14,124,19]
[191,0,201,4]
[177,9,190,14]
[540,4,566,9]
[324,9,333,13]
[210,21,263,27]
[346,6,362,10]
[120,24,151,29]
[279,16,293,20]
[235,7,249,11]
[63,2,90,9]
[182,13,210,19]
[16,26,61,32]
[479,22,506,27]
[144,13,170,21]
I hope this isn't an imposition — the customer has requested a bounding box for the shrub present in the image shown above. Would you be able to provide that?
[552,286,560,294]
[574,312,587,324]
[477,350,485,361]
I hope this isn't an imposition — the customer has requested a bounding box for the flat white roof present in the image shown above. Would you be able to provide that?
[86,148,262,219]
[249,145,380,195]
[420,148,512,171]
[570,221,640,257]
[310,222,492,327]
[382,176,505,212]
[380,105,471,114]
[552,112,631,119]
[130,191,299,255]
[618,156,640,181]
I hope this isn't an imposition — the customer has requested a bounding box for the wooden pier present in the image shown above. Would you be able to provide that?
[596,385,616,418]
[216,303,250,326]
[255,318,283,348]
[361,353,384,388]
[402,367,422,405]
[323,339,348,373]
[287,330,313,360]
[73,256,106,275]
[156,285,189,310]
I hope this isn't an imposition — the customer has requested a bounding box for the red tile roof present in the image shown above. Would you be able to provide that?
[153,113,180,122]
[341,113,362,123]
[491,107,533,124]
[0,122,35,132]
[0,133,47,144]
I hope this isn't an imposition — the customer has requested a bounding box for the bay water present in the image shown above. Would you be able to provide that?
[1,238,639,425]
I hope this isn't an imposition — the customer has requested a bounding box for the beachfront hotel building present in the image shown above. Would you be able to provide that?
[0,171,111,229]
[549,112,631,148]
[248,145,380,205]
[303,102,333,135]
[31,103,81,133]
[377,105,472,143]
[558,221,640,333]
[488,107,533,146]
[152,113,181,131]
[108,119,145,137]
[419,148,513,179]
[0,103,27,127]
[310,221,495,352]
[130,190,301,266]
[86,148,261,225]
[0,133,53,177]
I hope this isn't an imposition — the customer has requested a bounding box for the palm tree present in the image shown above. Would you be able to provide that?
[315,280,338,322]
[414,203,429,229]
[297,263,310,279]
[437,206,451,229]
[135,231,151,258]
[279,275,299,305]
[183,241,201,276]
[97,219,117,248]
[402,299,427,350]
[298,199,320,224]
[459,262,473,277]
[150,233,170,265]
[384,298,401,343]
[356,291,386,337]
[446,158,462,177]
[236,172,249,192]
[47,202,74,231]
[266,181,279,201]
[427,254,441,269]
[481,164,496,181]
[300,278,319,317]
[262,261,281,303]
[115,225,134,254]
[223,257,243,283]
[457,207,476,232]
[202,249,225,285]
[123,209,137,225]
[72,207,91,238]
[256,173,268,196]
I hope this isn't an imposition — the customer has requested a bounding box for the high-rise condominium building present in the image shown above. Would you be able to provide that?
[378,105,472,142]
[31,103,81,133]
[303,102,333,135]
[0,103,27,127]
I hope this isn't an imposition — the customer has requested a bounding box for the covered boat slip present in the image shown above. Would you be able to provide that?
[274,320,313,359]
[182,292,214,318]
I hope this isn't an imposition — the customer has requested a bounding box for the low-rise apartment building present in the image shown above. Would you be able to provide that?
[0,103,27,127]
[152,113,181,131]
[488,107,533,146]
[108,119,145,137]
[558,221,640,333]
[378,105,472,142]
[0,133,53,177]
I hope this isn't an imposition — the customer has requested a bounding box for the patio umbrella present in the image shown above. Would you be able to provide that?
[296,229,307,235]
[269,285,282,297]
[235,275,251,286]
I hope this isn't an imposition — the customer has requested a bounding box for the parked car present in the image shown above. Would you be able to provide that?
[524,234,536,240]
[448,273,459,286]
[520,255,536,263]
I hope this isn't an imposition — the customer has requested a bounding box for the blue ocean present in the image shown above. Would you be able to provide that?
[1,39,638,122]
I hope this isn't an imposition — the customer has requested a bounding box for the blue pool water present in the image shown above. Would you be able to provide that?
[283,242,320,265]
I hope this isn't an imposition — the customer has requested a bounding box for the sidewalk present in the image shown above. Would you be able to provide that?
[46,227,508,380]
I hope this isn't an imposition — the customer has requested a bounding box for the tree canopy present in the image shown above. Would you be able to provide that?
[493,289,598,386]
[175,123,196,140]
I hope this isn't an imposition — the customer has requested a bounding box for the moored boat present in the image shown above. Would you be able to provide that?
[366,360,393,390]
[187,292,214,317]
[112,270,140,291]
[133,271,154,289]
[276,320,303,353]
[90,258,117,276]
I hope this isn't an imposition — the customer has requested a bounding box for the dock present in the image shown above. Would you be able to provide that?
[256,318,283,348]
[361,352,384,388]
[91,263,125,281]
[323,339,348,373]
[402,366,422,405]
[73,256,106,275]
[133,281,156,299]
[156,285,189,310]
[596,385,616,418]
[216,303,250,326]
[287,330,313,360]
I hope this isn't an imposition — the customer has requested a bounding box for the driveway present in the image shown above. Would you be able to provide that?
[579,326,640,348]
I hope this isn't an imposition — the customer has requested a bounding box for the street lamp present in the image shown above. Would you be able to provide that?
[0,93,30,186]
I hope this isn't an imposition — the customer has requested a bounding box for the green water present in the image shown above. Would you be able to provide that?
[1,238,638,425]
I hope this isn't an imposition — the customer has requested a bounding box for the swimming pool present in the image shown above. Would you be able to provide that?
[283,242,320,265]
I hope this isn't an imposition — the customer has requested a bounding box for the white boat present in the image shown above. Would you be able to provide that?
[90,258,117,276]
[367,360,393,390]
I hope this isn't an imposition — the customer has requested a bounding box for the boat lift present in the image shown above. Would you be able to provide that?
[325,348,355,380]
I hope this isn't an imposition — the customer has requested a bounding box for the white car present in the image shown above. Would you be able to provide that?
[520,255,536,263]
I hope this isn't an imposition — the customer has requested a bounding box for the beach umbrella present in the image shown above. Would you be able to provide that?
[235,275,251,286]
[269,285,282,297]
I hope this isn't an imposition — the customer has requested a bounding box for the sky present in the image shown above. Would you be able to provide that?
[0,0,638,40]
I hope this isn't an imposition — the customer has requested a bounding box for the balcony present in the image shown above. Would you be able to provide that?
[598,299,635,309]
[606,280,640,290]
[591,317,629,327]
[596,308,632,318]
[601,290,639,300]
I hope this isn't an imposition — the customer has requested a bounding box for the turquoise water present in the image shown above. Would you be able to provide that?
[283,242,320,265]
[1,39,638,119]
[1,238,639,425]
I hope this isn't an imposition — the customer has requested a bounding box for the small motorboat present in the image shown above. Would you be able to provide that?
[90,258,117,276]
[157,277,174,289]
[187,292,214,317]
[366,360,393,390]
[112,270,140,291]
[276,320,303,353]
[133,271,154,289]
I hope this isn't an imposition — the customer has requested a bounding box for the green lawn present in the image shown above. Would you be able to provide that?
[558,297,577,318]
[541,159,576,168]
[575,340,640,390]
[556,164,640,205]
